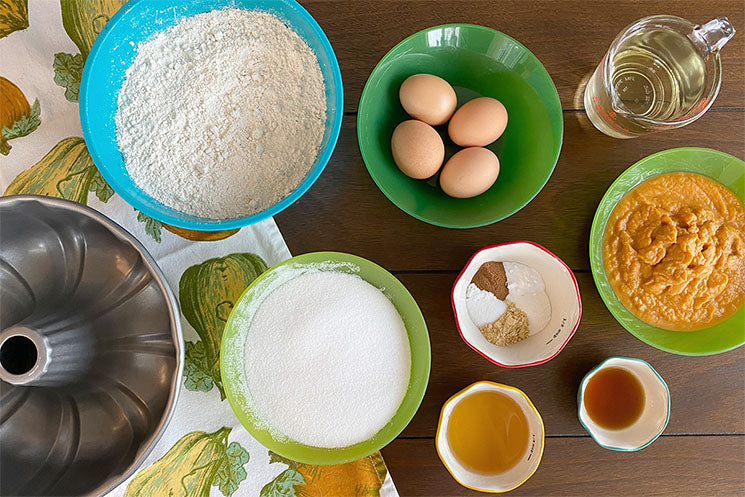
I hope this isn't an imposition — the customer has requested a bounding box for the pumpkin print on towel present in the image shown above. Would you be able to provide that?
[4,136,113,204]
[135,208,243,244]
[180,253,268,400]
[125,427,250,497]
[164,225,242,242]
[0,0,28,38]
[262,451,389,497]
[0,5,400,495]
[0,76,40,155]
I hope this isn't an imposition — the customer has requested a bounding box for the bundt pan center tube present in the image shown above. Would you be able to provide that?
[0,195,183,497]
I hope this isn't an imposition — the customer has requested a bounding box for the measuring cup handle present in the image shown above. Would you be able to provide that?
[695,17,736,53]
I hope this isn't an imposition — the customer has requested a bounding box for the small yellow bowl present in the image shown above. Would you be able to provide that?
[435,381,545,493]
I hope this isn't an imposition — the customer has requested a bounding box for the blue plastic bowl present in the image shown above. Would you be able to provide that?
[80,0,343,230]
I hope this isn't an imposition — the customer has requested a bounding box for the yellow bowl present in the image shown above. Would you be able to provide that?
[435,381,544,493]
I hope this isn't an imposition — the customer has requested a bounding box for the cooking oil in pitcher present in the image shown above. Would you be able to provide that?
[584,16,735,138]
[613,29,706,118]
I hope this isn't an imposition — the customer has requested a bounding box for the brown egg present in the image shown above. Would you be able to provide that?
[440,147,500,198]
[391,120,445,179]
[448,97,508,147]
[399,74,458,126]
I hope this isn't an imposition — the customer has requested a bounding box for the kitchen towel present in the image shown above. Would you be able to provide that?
[0,1,399,496]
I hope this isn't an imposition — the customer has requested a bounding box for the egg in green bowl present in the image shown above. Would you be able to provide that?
[357,23,563,228]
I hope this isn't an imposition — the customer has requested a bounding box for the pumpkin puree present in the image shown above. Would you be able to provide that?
[603,172,745,331]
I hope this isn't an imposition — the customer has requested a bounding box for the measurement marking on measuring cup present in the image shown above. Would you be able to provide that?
[583,15,735,138]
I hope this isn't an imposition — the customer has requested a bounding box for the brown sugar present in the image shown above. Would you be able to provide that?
[479,302,530,346]
[471,261,509,300]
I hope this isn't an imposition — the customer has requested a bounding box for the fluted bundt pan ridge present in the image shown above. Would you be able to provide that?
[0,195,183,496]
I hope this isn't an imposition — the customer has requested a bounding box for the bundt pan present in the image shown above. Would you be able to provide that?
[0,195,183,496]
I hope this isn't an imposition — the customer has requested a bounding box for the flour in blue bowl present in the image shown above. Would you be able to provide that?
[116,8,326,219]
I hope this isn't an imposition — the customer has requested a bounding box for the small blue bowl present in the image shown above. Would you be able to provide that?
[80,0,343,230]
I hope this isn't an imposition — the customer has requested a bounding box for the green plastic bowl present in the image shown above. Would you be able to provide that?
[357,24,563,228]
[590,148,745,356]
[221,252,431,464]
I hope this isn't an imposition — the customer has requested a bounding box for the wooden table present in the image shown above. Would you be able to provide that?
[276,2,745,495]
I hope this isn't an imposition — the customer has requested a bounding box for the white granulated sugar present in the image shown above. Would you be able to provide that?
[243,270,411,448]
[116,8,326,219]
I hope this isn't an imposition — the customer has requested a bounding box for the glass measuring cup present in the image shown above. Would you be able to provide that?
[584,15,735,138]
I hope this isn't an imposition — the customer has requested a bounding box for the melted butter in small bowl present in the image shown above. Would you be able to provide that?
[436,381,544,492]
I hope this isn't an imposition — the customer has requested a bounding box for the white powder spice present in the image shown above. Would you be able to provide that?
[243,270,412,448]
[466,282,507,327]
[116,8,326,219]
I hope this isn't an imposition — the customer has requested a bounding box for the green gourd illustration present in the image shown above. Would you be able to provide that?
[180,253,268,399]
[54,0,126,102]
[60,0,126,56]
[125,427,249,497]
[0,0,28,38]
[4,136,113,204]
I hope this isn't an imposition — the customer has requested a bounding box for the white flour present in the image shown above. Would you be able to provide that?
[116,9,326,219]
[243,270,411,448]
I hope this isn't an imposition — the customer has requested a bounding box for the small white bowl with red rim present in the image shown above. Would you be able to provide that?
[451,241,581,367]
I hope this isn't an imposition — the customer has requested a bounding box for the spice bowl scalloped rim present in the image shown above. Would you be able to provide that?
[577,356,671,452]
[451,241,582,368]
[435,380,545,493]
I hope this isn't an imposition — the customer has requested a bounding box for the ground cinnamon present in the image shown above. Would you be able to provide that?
[471,261,509,300]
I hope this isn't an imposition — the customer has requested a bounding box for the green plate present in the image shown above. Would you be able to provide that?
[589,148,745,356]
[357,24,563,228]
[221,252,431,465]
